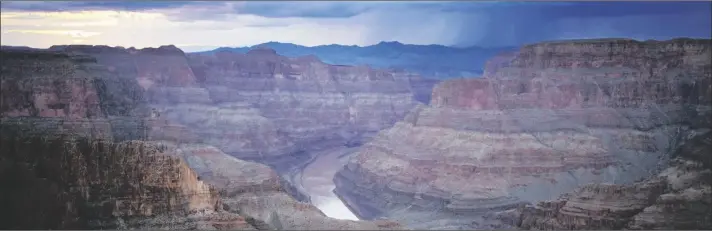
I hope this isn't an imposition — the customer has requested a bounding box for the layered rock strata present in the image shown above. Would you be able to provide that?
[44,45,431,208]
[0,50,104,118]
[0,49,151,141]
[47,45,431,164]
[0,50,248,229]
[0,136,252,230]
[516,129,711,230]
[1,47,409,229]
[184,48,423,161]
[333,38,712,229]
[155,141,406,230]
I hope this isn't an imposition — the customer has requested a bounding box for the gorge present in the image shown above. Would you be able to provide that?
[0,43,431,229]
[1,38,711,230]
[333,38,712,229]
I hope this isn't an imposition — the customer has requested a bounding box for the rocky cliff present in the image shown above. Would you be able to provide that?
[1,46,409,229]
[0,49,148,141]
[0,50,103,118]
[516,128,711,230]
[333,38,712,229]
[0,136,252,230]
[46,45,431,166]
[0,135,404,230]
[182,48,423,163]
[0,48,245,230]
[48,44,198,89]
[153,141,405,230]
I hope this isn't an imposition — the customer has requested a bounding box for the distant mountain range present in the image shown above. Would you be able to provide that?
[194,41,517,79]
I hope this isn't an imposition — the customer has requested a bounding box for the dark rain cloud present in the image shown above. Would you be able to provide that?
[446,1,712,47]
[1,1,709,47]
[234,2,373,18]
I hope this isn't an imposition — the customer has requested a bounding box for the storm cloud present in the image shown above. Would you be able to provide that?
[1,1,709,50]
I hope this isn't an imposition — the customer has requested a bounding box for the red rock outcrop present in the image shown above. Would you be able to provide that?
[333,38,712,229]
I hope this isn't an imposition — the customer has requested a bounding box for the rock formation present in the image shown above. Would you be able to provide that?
[516,128,711,230]
[46,45,432,164]
[0,49,145,141]
[333,38,712,229]
[0,136,251,230]
[183,48,427,159]
[1,46,409,229]
[45,44,434,205]
[155,141,405,230]
[48,44,199,89]
[0,50,103,118]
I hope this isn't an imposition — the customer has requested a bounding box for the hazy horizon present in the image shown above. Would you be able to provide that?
[1,1,710,52]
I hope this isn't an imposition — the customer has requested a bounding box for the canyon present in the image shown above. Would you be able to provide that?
[0,46,419,229]
[2,37,711,230]
[333,38,712,229]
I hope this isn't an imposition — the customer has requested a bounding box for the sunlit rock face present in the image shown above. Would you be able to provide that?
[333,38,712,229]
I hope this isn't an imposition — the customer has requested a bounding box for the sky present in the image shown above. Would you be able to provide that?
[1,1,710,52]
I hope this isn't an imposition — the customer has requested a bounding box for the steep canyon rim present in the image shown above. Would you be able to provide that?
[1,37,711,230]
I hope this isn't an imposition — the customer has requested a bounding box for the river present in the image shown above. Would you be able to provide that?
[299,147,360,220]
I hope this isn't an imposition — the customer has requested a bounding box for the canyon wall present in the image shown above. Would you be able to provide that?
[46,45,434,165]
[0,47,408,229]
[155,141,405,230]
[0,136,251,229]
[45,45,434,205]
[515,126,711,230]
[333,38,712,229]
[0,48,244,229]
[0,135,404,230]
[0,49,147,141]
[183,47,428,163]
